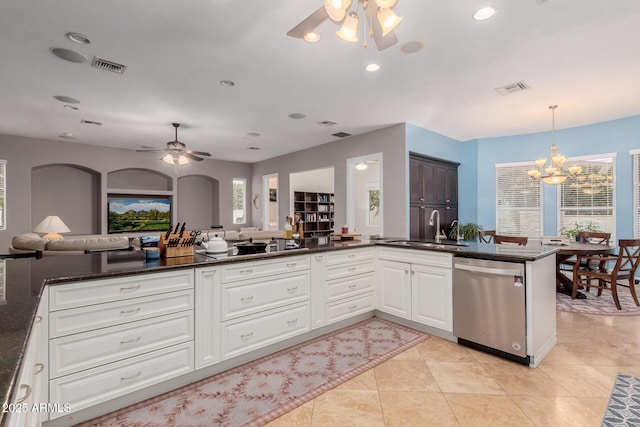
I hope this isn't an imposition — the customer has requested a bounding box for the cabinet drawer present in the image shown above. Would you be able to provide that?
[220,255,310,283]
[49,342,194,419]
[325,248,374,266]
[49,270,194,311]
[325,260,375,280]
[326,273,374,302]
[50,311,194,378]
[222,302,310,359]
[326,292,375,324]
[222,272,310,320]
[50,289,194,338]
[378,247,452,268]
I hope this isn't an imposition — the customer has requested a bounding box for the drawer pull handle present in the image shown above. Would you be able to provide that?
[240,269,254,275]
[315,255,323,260]
[287,286,298,293]
[120,336,142,345]
[120,307,141,316]
[348,254,357,259]
[33,363,45,375]
[240,296,254,304]
[121,371,142,381]
[16,384,31,403]
[348,305,358,311]
[35,315,42,324]
[348,284,357,289]
[348,267,357,272]
[120,285,141,292]
[241,331,254,339]
[287,319,298,326]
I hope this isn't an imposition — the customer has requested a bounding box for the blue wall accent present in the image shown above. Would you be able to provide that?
[470,115,640,238]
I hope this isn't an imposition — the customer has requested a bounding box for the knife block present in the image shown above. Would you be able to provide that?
[159,232,195,258]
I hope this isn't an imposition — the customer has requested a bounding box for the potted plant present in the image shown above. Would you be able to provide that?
[449,222,483,241]
[559,221,602,241]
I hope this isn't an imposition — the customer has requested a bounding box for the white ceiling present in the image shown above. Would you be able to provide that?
[1,0,639,163]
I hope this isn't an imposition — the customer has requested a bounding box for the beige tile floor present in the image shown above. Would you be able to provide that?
[265,310,640,427]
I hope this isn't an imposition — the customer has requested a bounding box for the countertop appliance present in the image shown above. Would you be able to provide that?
[453,256,529,365]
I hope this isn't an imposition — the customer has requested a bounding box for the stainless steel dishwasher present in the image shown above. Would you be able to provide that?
[453,257,529,365]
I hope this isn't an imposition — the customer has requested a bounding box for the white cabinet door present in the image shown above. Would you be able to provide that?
[310,253,327,329]
[377,260,411,319]
[411,264,452,331]
[195,267,221,369]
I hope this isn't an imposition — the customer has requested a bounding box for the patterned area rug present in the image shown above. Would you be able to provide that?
[556,286,640,316]
[601,373,640,426]
[78,317,429,427]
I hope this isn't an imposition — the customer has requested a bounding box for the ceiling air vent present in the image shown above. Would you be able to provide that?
[81,119,102,126]
[318,120,338,127]
[332,132,352,138]
[495,81,530,96]
[91,56,127,74]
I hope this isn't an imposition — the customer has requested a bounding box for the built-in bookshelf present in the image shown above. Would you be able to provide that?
[293,191,334,238]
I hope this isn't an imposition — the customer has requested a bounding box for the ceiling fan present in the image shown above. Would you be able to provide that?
[137,123,211,165]
[287,0,402,51]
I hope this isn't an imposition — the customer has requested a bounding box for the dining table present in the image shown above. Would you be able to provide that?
[553,242,615,299]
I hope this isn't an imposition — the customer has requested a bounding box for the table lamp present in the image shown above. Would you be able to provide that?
[34,216,71,240]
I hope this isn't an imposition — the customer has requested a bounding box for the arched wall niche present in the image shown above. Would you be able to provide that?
[177,175,220,229]
[31,164,101,235]
[107,168,173,191]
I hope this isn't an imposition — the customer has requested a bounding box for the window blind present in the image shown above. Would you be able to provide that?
[558,155,615,241]
[496,163,543,237]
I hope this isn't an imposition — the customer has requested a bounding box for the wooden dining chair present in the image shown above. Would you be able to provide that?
[560,231,612,272]
[479,230,496,243]
[572,239,640,310]
[493,235,528,246]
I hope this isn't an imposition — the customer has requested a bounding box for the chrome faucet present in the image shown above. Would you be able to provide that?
[451,219,461,244]
[429,209,443,243]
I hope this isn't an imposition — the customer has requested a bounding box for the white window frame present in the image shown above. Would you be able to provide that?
[495,161,544,238]
[632,149,640,238]
[232,178,247,225]
[0,160,5,231]
[557,152,616,241]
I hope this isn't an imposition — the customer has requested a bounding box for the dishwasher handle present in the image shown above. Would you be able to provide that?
[454,263,522,277]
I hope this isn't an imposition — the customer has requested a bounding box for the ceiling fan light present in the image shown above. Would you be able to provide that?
[162,153,176,165]
[325,0,352,22]
[377,8,402,36]
[374,0,398,8]
[304,31,321,43]
[337,12,359,42]
[178,154,189,165]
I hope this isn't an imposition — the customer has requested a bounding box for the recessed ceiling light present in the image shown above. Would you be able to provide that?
[220,80,235,87]
[246,132,261,137]
[288,113,306,119]
[473,6,497,21]
[365,63,380,72]
[59,133,75,138]
[54,95,81,104]
[50,47,88,63]
[66,32,91,44]
[63,104,79,111]
[304,32,320,43]
[400,41,425,54]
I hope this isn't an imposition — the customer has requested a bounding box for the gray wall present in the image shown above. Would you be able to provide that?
[251,124,408,238]
[0,133,251,251]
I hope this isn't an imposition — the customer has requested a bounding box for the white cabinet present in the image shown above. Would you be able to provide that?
[377,248,453,332]
[195,267,221,369]
[310,253,327,329]
[377,260,411,319]
[47,270,195,418]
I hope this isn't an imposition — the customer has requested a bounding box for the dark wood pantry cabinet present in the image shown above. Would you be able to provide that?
[409,153,459,240]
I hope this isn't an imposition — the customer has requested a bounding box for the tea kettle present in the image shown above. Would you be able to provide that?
[201,234,228,254]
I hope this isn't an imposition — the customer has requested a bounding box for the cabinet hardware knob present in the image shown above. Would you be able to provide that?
[120,371,142,381]
[35,315,42,324]
[315,255,324,260]
[446,206,451,210]
[287,319,298,326]
[286,287,298,293]
[240,296,254,303]
[348,305,357,311]
[120,336,142,345]
[241,331,254,339]
[120,307,141,316]
[16,384,32,403]
[120,284,141,292]
[33,363,45,375]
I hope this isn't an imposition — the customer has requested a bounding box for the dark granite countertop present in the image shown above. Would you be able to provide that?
[0,237,557,423]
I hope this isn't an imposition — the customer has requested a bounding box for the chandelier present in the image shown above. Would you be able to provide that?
[527,105,582,185]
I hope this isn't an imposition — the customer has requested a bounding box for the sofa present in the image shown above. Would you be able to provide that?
[10,233,133,256]
[205,228,285,242]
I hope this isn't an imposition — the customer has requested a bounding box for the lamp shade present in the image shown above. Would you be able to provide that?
[336,12,359,42]
[34,216,70,240]
[377,7,402,36]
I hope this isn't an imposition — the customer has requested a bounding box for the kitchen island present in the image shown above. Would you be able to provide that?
[0,238,558,427]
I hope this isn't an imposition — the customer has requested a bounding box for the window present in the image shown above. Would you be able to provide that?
[558,154,615,241]
[0,160,5,231]
[496,162,543,237]
[232,178,246,224]
[632,150,640,238]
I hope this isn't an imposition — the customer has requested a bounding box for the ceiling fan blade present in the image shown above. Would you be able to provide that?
[287,6,329,39]
[364,5,399,51]
[184,152,204,161]
[135,149,164,153]
[188,150,211,157]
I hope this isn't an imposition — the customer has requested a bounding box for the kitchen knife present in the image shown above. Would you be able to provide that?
[174,222,180,234]
[179,223,186,238]
[164,226,172,240]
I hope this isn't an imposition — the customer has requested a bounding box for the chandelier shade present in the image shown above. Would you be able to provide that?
[377,7,402,36]
[324,0,352,22]
[337,12,359,42]
[374,0,398,8]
